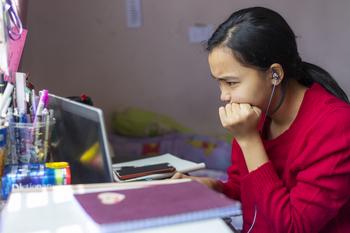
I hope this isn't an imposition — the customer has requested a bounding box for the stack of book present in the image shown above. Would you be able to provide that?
[112,153,206,182]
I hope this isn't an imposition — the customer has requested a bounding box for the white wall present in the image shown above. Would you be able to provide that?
[22,0,350,135]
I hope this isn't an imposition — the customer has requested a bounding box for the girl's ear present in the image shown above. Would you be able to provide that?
[270,64,284,86]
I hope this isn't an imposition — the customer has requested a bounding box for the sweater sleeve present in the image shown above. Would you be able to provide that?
[221,140,241,201]
[244,108,350,232]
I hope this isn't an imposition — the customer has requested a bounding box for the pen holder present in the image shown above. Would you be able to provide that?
[6,118,55,164]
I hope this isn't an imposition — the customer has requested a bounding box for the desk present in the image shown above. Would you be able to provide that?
[0,180,242,233]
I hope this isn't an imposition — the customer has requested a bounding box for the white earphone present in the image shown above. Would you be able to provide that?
[272,69,280,86]
[260,68,280,130]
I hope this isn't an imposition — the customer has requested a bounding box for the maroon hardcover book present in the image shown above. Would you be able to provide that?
[74,181,241,232]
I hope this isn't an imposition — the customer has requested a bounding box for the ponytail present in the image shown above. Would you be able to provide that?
[299,62,349,103]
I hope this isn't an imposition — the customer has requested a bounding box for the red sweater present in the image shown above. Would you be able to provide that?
[221,84,350,233]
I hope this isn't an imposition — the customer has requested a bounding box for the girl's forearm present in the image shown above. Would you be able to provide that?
[236,134,269,172]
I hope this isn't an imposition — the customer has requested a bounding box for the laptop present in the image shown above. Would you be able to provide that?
[47,94,114,184]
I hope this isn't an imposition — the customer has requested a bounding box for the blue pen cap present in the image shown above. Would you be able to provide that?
[0,126,7,147]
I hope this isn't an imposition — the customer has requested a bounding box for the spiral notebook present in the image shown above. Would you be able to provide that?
[73,181,241,233]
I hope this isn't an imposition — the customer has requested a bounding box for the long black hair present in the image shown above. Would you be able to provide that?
[207,7,349,103]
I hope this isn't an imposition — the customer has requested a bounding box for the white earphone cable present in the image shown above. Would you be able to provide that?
[260,83,277,131]
[247,205,257,233]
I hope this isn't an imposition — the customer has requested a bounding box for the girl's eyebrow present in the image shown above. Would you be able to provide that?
[211,74,240,80]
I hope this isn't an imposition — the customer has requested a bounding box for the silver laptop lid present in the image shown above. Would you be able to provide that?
[47,94,113,184]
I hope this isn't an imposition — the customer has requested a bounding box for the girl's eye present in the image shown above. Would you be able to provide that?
[226,81,238,86]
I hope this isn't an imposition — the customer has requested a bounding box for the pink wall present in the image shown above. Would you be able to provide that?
[21,0,350,135]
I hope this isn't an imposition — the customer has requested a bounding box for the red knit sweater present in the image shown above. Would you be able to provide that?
[221,84,350,233]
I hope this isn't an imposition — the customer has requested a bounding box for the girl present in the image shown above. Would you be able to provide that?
[173,7,350,233]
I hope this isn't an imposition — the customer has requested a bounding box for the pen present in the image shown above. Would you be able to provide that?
[33,89,48,123]
[13,113,21,163]
[42,108,49,162]
[1,96,11,118]
[15,72,27,114]
[6,108,17,164]
[0,82,14,114]
[31,89,36,120]
[33,116,42,162]
[12,87,17,110]
[18,110,29,163]
[0,73,5,94]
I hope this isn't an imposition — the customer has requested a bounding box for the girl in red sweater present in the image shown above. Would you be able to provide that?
[173,7,350,233]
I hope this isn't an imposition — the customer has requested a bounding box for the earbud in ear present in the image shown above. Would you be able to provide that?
[271,69,280,86]
[272,70,279,80]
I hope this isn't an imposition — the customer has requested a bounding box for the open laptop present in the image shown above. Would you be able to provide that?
[47,94,114,184]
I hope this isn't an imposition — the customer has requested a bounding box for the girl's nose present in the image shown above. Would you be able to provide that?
[220,92,231,103]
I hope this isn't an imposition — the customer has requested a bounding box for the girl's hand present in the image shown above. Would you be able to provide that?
[171,172,223,192]
[219,103,261,141]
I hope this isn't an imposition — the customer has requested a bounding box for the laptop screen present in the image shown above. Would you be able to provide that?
[47,94,114,184]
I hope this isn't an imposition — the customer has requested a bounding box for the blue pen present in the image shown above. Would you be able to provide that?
[6,108,17,164]
[13,114,21,162]
[12,111,20,161]
[18,111,30,163]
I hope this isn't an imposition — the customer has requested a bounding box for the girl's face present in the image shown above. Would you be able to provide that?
[208,47,273,110]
